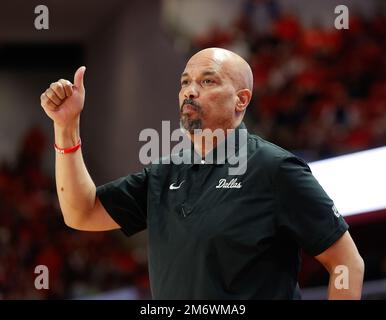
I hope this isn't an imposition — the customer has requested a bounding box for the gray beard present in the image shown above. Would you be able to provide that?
[180,117,202,134]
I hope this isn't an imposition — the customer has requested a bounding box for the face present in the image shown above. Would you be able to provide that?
[179,53,239,134]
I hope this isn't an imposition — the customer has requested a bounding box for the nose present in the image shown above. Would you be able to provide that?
[184,83,199,99]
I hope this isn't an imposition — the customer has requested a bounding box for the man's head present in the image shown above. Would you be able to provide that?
[179,48,253,134]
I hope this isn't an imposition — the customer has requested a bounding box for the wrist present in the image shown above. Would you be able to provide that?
[54,120,80,148]
[54,138,81,154]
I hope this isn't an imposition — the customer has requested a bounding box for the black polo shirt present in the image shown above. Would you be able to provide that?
[96,122,348,299]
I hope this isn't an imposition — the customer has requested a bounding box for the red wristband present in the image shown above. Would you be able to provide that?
[54,138,82,154]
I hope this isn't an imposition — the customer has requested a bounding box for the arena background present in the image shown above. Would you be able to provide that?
[0,0,385,299]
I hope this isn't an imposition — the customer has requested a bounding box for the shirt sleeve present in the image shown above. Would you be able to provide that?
[274,156,349,256]
[96,168,149,237]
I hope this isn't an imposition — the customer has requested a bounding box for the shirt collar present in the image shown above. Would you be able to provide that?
[181,122,249,167]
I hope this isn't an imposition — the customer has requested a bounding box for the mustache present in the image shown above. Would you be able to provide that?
[180,99,201,112]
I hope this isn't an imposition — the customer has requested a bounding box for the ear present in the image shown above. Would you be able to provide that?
[235,89,252,113]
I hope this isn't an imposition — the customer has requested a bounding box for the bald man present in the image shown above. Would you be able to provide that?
[40,48,364,300]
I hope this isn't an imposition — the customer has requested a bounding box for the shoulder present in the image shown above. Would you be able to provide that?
[247,134,295,165]
[247,133,311,179]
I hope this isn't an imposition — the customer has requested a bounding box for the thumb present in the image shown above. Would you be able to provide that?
[74,66,86,89]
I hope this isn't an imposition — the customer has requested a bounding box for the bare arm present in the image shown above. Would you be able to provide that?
[41,67,119,231]
[315,231,364,300]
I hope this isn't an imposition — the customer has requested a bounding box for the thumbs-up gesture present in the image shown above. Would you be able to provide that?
[40,66,86,128]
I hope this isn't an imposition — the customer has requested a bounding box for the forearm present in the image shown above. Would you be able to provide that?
[327,260,364,300]
[54,121,96,226]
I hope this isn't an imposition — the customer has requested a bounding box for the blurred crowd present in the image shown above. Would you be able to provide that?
[192,0,386,161]
[0,127,150,299]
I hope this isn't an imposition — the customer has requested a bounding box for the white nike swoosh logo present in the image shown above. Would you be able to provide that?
[169,181,185,190]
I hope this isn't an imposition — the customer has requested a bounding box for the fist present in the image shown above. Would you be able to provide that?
[40,66,86,128]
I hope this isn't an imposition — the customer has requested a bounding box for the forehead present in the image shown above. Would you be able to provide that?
[182,55,224,77]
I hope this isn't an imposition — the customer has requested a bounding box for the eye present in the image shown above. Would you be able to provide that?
[181,79,189,86]
[202,79,214,85]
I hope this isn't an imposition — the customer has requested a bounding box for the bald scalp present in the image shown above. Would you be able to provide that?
[188,47,253,92]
